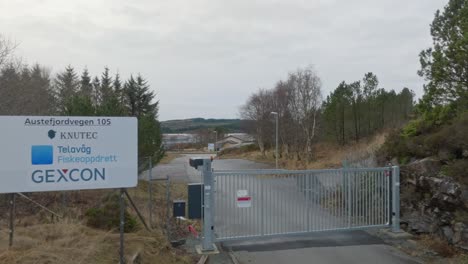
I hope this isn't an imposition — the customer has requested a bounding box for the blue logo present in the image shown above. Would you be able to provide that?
[31,145,53,165]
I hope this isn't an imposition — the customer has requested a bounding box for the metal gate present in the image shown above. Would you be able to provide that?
[199,160,400,251]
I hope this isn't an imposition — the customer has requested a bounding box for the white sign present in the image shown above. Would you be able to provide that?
[236,189,252,208]
[0,116,138,193]
[208,143,215,151]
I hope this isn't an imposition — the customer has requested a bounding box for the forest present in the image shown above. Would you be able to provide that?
[0,39,164,162]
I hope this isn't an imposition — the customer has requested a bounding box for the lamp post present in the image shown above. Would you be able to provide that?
[270,112,278,169]
[212,130,218,154]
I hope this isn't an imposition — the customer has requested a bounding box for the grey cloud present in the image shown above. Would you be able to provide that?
[0,0,448,120]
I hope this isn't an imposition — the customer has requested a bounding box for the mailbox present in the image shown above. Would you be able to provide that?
[173,200,186,218]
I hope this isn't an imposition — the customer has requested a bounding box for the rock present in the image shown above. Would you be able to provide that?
[439,180,461,196]
[403,158,442,178]
[431,193,460,211]
[438,149,454,161]
[442,226,454,243]
[405,214,437,234]
[454,222,465,232]
[461,189,468,208]
[454,231,462,244]
[453,223,466,244]
[463,150,468,158]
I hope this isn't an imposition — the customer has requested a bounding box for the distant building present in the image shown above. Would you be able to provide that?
[162,134,196,149]
[216,133,254,150]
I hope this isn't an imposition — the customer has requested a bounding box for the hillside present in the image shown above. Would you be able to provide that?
[161,118,243,133]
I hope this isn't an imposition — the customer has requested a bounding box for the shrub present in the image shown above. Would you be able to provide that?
[85,192,138,232]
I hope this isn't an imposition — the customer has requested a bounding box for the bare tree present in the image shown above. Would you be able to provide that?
[0,35,16,68]
[288,67,322,159]
[240,89,274,155]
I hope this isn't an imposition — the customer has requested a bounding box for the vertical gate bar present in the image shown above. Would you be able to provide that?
[392,166,400,232]
[353,171,357,227]
[366,172,369,225]
[379,171,382,225]
[313,173,316,231]
[371,172,374,225]
[307,173,310,232]
[386,169,390,225]
[381,171,384,224]
[346,169,350,228]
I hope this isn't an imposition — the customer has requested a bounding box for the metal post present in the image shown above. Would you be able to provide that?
[166,176,171,239]
[201,159,215,251]
[119,188,125,264]
[148,157,153,227]
[275,114,278,169]
[391,166,400,232]
[271,112,278,169]
[9,193,16,248]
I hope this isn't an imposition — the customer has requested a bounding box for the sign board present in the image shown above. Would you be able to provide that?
[236,190,252,208]
[207,143,215,152]
[0,116,137,193]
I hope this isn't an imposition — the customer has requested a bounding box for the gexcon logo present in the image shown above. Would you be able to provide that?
[31,168,106,183]
[31,145,53,165]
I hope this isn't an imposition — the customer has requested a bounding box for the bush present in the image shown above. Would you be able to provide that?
[85,192,138,232]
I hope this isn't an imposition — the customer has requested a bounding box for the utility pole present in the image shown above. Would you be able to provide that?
[271,112,278,169]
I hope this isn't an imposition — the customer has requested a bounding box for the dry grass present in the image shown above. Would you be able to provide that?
[0,181,196,264]
[221,133,388,170]
[419,235,457,258]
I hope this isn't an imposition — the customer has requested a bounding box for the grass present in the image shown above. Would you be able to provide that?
[0,180,196,264]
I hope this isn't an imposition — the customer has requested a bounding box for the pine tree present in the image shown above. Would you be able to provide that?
[100,67,113,104]
[54,65,79,114]
[80,68,93,97]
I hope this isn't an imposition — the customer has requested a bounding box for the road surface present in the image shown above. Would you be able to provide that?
[149,154,420,264]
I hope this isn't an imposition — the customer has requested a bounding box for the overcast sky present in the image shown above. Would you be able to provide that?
[0,0,448,121]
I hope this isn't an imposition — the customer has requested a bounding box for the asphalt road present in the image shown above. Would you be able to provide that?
[148,154,420,264]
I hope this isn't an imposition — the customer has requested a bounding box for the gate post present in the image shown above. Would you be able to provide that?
[201,159,216,252]
[391,166,401,232]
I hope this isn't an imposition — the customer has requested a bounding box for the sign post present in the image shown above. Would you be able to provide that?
[9,193,16,248]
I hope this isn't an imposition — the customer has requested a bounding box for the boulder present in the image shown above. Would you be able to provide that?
[439,180,461,197]
[453,223,465,244]
[442,226,454,243]
[404,213,438,234]
[402,158,442,178]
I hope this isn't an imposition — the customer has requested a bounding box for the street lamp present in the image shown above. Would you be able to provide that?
[212,130,218,154]
[270,112,278,169]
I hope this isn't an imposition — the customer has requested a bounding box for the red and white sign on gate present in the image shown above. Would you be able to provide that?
[236,190,252,208]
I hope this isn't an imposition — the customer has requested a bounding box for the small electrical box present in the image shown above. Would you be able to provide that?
[189,158,204,169]
[188,183,203,219]
[173,200,186,218]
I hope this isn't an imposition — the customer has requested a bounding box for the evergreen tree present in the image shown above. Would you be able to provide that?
[418,0,468,113]
[80,68,93,97]
[100,67,113,104]
[124,74,163,162]
[54,65,79,114]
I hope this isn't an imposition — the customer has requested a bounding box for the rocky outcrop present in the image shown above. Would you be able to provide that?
[400,158,468,250]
